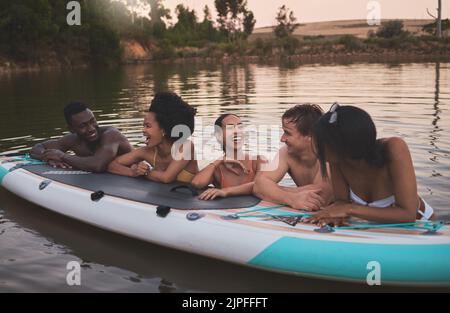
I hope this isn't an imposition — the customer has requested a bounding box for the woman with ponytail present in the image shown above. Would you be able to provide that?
[303,103,435,226]
[191,113,266,200]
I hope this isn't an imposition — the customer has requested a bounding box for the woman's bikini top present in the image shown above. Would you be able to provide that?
[349,188,434,220]
[153,146,195,184]
[349,189,395,208]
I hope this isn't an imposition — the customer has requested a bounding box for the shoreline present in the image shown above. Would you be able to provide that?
[1,51,449,76]
[164,51,450,66]
[3,17,448,75]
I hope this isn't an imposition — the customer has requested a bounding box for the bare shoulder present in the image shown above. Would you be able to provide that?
[57,133,79,146]
[271,145,290,167]
[125,145,153,161]
[281,146,297,166]
[256,154,268,161]
[100,127,126,140]
[383,137,410,160]
[276,146,290,162]
[139,145,155,159]
[101,126,121,137]
[178,139,196,154]
[259,146,289,174]
[254,154,268,171]
[279,145,289,156]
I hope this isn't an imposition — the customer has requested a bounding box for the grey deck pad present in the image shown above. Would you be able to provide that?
[22,164,261,210]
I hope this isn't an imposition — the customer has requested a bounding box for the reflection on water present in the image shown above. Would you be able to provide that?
[0,61,450,292]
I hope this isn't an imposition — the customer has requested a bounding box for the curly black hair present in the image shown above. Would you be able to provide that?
[149,92,197,142]
[64,101,89,125]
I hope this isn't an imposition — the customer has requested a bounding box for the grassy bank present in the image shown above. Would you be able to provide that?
[2,21,450,74]
[2,33,449,75]
[146,33,450,63]
[1,0,449,73]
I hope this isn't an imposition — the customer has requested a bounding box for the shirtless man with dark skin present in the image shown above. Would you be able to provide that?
[253,104,333,211]
[30,102,132,173]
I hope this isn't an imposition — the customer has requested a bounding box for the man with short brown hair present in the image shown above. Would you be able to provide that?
[254,104,333,211]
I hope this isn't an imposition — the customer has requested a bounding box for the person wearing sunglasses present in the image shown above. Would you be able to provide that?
[303,103,435,226]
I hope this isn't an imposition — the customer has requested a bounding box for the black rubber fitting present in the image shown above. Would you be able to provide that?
[156,205,171,217]
[91,190,105,202]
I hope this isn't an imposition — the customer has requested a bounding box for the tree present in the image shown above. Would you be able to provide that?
[0,0,122,64]
[168,4,198,45]
[109,1,133,31]
[145,0,171,24]
[174,4,197,32]
[376,20,405,38]
[423,18,450,36]
[143,0,171,38]
[124,0,138,24]
[427,0,443,38]
[438,0,443,38]
[214,0,256,41]
[243,10,255,37]
[199,5,219,42]
[274,5,299,38]
[203,5,212,23]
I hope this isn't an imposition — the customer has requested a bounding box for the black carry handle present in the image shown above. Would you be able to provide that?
[170,185,199,196]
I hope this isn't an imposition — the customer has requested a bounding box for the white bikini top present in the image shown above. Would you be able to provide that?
[349,189,395,208]
[349,189,434,220]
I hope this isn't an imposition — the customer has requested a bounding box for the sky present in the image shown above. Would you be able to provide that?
[162,0,449,28]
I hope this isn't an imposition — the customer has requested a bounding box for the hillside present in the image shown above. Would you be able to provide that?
[251,19,437,40]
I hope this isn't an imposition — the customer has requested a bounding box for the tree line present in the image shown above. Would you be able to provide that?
[0,0,258,64]
[0,1,446,65]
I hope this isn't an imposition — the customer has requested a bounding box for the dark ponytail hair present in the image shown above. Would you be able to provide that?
[312,105,386,178]
[213,113,240,151]
[214,113,239,130]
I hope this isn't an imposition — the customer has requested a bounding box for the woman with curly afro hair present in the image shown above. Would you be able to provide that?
[108,92,199,184]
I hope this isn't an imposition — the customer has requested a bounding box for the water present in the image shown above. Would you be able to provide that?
[1,61,449,292]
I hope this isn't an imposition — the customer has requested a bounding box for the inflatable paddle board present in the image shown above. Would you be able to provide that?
[1,155,450,286]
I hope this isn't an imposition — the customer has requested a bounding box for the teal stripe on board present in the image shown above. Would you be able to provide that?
[249,236,450,284]
[0,166,9,185]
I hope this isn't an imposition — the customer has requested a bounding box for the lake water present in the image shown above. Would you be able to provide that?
[0,61,449,292]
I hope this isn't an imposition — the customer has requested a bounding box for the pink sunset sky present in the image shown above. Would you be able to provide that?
[162,0,449,27]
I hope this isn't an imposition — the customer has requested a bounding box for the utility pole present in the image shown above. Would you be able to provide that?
[437,0,442,38]
[427,0,442,38]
